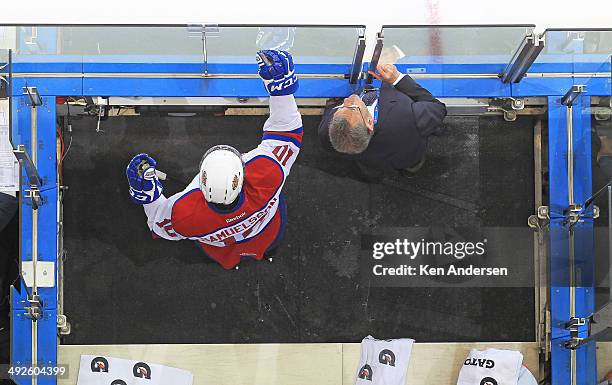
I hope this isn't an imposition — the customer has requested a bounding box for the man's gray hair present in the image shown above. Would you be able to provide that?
[328,112,372,154]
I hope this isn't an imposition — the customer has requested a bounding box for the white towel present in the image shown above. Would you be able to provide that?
[356,337,376,383]
[517,366,538,385]
[77,355,193,385]
[355,335,415,385]
[456,348,523,385]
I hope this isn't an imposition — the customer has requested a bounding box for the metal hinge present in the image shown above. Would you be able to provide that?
[186,24,219,36]
[25,294,43,321]
[563,203,599,226]
[490,97,525,121]
[14,143,44,209]
[564,317,587,349]
[565,301,612,350]
[57,314,71,335]
[22,86,42,107]
[530,204,600,229]
[562,85,586,107]
[528,206,549,230]
[24,187,43,210]
[501,32,544,84]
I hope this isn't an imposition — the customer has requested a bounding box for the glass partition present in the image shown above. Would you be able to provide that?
[592,182,612,326]
[12,26,205,68]
[7,25,364,72]
[590,180,612,344]
[58,26,203,57]
[379,25,534,72]
[590,57,612,331]
[0,48,7,66]
[0,48,8,95]
[532,29,612,73]
[205,26,363,66]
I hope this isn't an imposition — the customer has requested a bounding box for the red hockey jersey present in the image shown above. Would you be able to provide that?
[142,95,302,269]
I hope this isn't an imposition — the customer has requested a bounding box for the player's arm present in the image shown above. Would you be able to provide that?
[255,50,303,172]
[257,50,302,135]
[143,176,200,241]
[264,94,302,135]
[126,153,194,241]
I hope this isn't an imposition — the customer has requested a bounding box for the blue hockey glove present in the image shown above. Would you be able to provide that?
[256,50,299,96]
[126,153,163,205]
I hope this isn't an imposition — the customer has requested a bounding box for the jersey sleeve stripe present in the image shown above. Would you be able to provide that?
[262,132,303,148]
[266,130,303,142]
[286,126,303,134]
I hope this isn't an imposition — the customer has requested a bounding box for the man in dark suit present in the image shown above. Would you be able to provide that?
[0,192,18,365]
[318,63,447,178]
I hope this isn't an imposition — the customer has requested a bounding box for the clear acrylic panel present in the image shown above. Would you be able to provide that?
[12,25,205,64]
[8,25,364,69]
[0,48,8,99]
[591,56,612,328]
[58,26,203,57]
[0,48,8,65]
[591,185,612,323]
[380,25,533,68]
[533,29,612,71]
[204,26,363,66]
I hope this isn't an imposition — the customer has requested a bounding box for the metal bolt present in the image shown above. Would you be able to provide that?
[512,98,525,110]
[528,215,539,228]
[503,110,517,122]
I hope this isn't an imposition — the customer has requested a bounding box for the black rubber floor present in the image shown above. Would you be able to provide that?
[62,113,535,344]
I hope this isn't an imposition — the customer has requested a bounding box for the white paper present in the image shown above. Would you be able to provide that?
[0,102,19,192]
[77,355,193,385]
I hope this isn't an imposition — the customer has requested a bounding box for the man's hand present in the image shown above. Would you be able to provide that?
[257,50,299,96]
[325,97,342,107]
[368,63,401,85]
[126,153,163,205]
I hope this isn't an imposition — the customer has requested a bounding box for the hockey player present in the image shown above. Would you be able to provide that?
[126,50,302,270]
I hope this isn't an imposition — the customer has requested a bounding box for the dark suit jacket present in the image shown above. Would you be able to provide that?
[318,75,447,170]
[0,193,17,232]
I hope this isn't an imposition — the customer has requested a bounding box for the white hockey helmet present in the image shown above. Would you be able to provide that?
[199,145,245,205]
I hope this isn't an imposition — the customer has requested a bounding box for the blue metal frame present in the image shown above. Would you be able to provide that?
[547,93,599,385]
[7,59,611,98]
[571,94,597,385]
[10,93,58,385]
